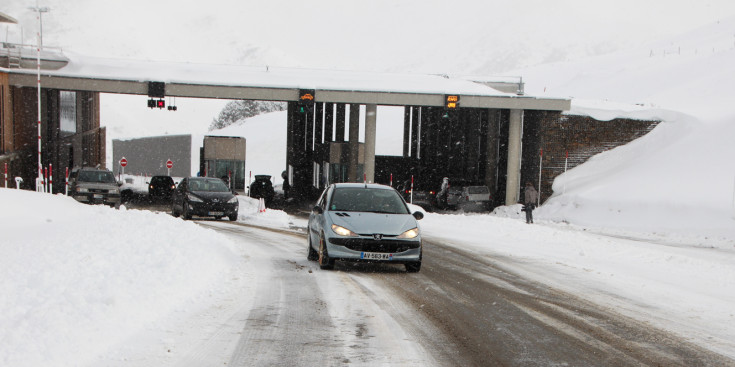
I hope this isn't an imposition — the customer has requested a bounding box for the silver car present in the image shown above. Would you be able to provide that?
[68,167,121,208]
[307,183,424,272]
[456,185,493,212]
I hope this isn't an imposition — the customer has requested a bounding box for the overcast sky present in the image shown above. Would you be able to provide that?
[4,0,735,74]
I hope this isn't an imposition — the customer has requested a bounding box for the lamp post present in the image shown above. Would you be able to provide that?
[29,2,49,191]
[28,3,49,49]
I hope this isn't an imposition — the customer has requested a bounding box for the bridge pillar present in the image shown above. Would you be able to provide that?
[505,109,523,205]
[364,104,377,183]
[347,104,360,182]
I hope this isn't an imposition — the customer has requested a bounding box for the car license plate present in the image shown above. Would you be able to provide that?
[208,211,224,216]
[93,194,103,199]
[361,252,393,260]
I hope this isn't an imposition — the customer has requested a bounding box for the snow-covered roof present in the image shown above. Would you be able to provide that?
[3,51,570,111]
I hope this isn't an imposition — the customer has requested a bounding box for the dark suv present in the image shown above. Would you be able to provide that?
[249,175,275,205]
[148,175,176,201]
[68,167,121,208]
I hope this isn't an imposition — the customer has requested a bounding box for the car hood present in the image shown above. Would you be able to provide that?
[328,212,417,236]
[190,191,234,201]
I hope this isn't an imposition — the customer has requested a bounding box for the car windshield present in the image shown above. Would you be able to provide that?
[77,170,116,183]
[329,187,409,214]
[152,177,173,185]
[188,178,230,192]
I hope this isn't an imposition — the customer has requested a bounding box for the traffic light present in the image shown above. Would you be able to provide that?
[147,98,166,109]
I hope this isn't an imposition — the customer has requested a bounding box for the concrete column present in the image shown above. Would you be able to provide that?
[364,104,377,183]
[336,104,346,142]
[403,106,410,157]
[484,109,499,193]
[324,103,334,142]
[505,109,523,205]
[348,104,360,182]
[410,106,420,158]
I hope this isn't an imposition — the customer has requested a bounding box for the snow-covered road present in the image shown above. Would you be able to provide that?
[92,220,733,366]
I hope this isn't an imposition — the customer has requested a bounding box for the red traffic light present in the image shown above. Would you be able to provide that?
[157,99,165,109]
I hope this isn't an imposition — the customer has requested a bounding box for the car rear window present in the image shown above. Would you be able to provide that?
[467,186,490,194]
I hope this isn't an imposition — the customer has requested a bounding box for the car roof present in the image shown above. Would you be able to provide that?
[73,166,110,171]
[331,183,395,190]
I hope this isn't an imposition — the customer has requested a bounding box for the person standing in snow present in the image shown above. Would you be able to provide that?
[437,177,450,209]
[524,182,538,224]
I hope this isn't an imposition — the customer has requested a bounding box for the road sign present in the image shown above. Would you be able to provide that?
[120,157,127,167]
[166,160,173,169]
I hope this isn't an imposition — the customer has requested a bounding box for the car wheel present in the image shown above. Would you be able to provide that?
[182,201,192,220]
[229,213,237,221]
[307,234,318,261]
[318,232,334,270]
[405,262,421,273]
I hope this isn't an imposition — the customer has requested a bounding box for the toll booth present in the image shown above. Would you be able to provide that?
[200,135,246,191]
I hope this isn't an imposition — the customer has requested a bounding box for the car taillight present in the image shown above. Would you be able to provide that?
[429,191,435,195]
[171,185,175,189]
[466,196,470,200]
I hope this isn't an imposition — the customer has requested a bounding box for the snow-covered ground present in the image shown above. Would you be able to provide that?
[2,184,734,366]
[3,0,735,365]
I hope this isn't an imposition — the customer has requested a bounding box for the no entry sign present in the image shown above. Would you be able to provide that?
[166,160,173,169]
[120,157,128,167]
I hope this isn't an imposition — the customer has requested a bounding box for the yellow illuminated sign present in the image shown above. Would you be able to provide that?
[299,89,316,104]
[445,95,460,109]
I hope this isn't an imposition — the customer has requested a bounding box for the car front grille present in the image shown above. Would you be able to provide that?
[329,238,420,253]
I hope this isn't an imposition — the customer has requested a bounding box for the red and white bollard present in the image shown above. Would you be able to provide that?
[4,163,7,188]
[65,167,69,196]
[410,175,414,204]
[49,163,53,194]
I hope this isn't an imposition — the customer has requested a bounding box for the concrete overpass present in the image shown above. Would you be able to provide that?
[1,47,570,205]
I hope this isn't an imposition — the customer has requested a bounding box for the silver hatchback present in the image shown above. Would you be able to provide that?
[307,183,424,272]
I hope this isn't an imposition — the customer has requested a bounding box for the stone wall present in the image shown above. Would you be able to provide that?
[522,111,659,203]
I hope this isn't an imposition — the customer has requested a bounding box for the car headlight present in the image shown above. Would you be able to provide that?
[397,227,419,239]
[227,197,238,204]
[187,193,203,202]
[331,224,358,237]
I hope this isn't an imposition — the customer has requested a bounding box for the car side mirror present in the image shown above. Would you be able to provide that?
[412,211,424,220]
[313,205,323,214]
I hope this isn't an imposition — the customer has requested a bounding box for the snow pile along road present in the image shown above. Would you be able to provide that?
[0,189,241,367]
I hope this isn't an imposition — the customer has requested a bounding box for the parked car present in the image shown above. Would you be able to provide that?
[68,166,121,208]
[171,177,238,221]
[249,174,275,205]
[307,183,424,272]
[397,179,436,211]
[148,175,175,201]
[456,185,492,212]
[436,178,471,210]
